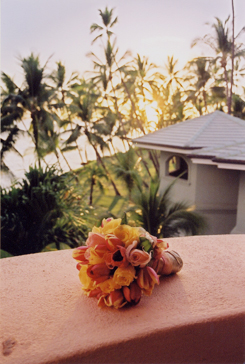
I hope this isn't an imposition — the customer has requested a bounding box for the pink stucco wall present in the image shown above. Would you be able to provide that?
[1,234,245,364]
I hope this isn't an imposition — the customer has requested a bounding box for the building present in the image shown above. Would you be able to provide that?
[132,110,245,234]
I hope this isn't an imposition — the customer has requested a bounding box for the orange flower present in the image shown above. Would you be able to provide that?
[88,287,102,298]
[72,246,89,270]
[104,246,128,269]
[123,281,141,305]
[72,246,89,261]
[137,266,160,296]
[105,234,123,251]
[98,289,127,309]
[152,239,169,261]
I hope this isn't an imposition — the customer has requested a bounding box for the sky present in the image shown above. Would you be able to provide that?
[1,0,245,86]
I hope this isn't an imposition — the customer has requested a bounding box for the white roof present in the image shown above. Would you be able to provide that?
[133,110,245,149]
[132,111,245,169]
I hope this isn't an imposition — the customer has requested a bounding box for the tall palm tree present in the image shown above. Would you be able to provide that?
[48,61,85,168]
[81,162,108,205]
[7,53,57,166]
[185,57,212,114]
[71,78,121,196]
[192,16,245,111]
[89,8,132,154]
[162,56,183,94]
[112,147,144,200]
[90,7,118,44]
[1,73,25,176]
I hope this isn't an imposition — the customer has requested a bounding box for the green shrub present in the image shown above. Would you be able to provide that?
[1,165,89,256]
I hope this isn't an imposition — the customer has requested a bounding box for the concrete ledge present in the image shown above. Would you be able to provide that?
[1,234,245,364]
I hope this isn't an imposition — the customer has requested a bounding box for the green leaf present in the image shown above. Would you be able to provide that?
[121,212,128,225]
[108,195,123,212]
[139,237,153,253]
[0,250,13,258]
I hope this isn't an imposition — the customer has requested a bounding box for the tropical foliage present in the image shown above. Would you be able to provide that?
[1,6,244,256]
[1,165,89,256]
[127,178,206,237]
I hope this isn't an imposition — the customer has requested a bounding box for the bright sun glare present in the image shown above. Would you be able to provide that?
[138,100,159,130]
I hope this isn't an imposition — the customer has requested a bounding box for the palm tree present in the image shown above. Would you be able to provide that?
[185,57,212,114]
[151,55,187,126]
[90,7,118,44]
[2,53,58,167]
[48,61,86,168]
[81,162,108,205]
[71,78,121,196]
[162,56,183,94]
[192,16,245,111]
[128,178,206,238]
[1,73,25,176]
[112,148,144,200]
[89,8,133,154]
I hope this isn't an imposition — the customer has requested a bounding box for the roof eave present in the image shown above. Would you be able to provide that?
[189,155,245,170]
[132,141,202,154]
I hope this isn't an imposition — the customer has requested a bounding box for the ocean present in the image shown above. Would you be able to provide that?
[1,133,126,188]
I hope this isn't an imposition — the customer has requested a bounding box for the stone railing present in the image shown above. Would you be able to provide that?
[1,234,244,364]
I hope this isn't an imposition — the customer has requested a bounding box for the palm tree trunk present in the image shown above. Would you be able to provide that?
[135,149,152,178]
[117,71,159,174]
[109,79,131,152]
[31,112,40,167]
[91,142,121,196]
[223,63,229,108]
[89,176,95,205]
[60,150,72,171]
[228,0,235,114]
[54,149,63,170]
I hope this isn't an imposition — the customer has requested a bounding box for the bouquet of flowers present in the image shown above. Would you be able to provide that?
[73,217,182,309]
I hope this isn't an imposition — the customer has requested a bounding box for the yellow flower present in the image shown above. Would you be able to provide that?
[98,277,121,294]
[92,218,122,235]
[113,266,136,287]
[78,265,96,292]
[88,246,106,265]
[113,225,140,248]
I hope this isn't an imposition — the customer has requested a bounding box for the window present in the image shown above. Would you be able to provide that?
[166,155,188,180]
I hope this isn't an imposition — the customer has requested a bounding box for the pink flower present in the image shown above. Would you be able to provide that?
[126,241,151,267]
[123,281,142,305]
[86,232,107,247]
[87,263,111,284]
[137,266,160,296]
